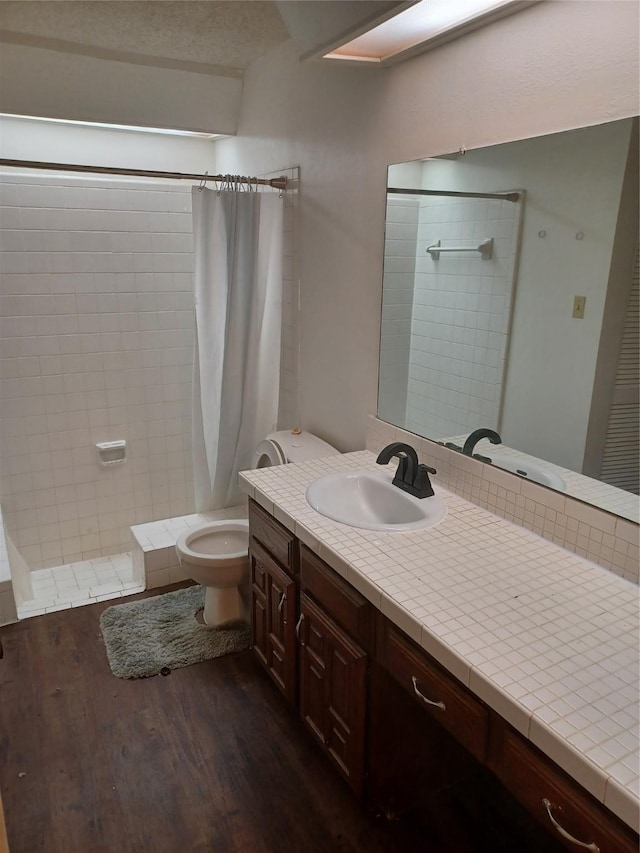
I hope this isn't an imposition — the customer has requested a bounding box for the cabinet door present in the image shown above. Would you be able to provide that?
[250,539,297,706]
[298,592,367,796]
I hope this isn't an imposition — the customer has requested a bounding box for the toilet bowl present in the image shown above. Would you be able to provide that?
[176,430,340,628]
[175,519,249,627]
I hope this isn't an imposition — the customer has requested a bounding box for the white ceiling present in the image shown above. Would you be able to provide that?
[0,0,407,133]
[0,1,407,73]
[0,1,291,72]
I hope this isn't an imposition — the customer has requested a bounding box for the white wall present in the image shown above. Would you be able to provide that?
[0,115,218,173]
[0,42,242,135]
[215,0,639,452]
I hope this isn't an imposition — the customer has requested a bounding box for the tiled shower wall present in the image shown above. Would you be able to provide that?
[378,196,417,427]
[406,194,521,438]
[0,171,298,571]
[0,173,196,569]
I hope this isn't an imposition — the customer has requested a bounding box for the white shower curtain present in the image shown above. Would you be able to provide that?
[191,187,283,510]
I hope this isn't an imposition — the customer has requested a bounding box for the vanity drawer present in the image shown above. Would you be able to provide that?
[299,545,374,651]
[378,617,488,763]
[249,499,298,574]
[501,728,638,853]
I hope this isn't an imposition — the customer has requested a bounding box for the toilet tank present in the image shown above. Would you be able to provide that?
[266,430,340,464]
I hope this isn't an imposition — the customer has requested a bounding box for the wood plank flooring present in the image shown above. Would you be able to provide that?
[0,584,562,853]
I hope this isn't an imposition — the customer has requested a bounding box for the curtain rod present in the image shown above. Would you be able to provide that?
[0,158,287,190]
[387,187,520,203]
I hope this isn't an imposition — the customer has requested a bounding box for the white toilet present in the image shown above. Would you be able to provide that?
[175,519,250,627]
[175,430,340,627]
[253,429,341,469]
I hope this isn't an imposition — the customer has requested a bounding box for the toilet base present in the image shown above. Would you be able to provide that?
[203,585,243,627]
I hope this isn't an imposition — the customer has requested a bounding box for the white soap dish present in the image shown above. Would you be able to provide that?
[96,440,127,466]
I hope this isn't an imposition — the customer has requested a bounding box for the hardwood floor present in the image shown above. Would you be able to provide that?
[0,585,563,853]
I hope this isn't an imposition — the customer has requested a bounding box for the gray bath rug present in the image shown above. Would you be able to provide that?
[99,584,251,679]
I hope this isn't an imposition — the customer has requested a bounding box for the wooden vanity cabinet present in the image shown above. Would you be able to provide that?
[298,545,375,796]
[247,504,639,848]
[248,500,299,706]
[373,614,639,851]
[369,613,489,819]
[492,722,639,853]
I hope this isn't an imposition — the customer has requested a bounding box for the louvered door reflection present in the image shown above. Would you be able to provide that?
[600,245,639,494]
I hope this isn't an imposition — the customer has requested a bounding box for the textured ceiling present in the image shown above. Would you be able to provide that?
[0,1,291,71]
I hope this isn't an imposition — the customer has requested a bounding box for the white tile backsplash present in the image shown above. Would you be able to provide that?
[367,416,639,584]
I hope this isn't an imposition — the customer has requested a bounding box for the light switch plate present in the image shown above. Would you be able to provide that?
[572,296,586,319]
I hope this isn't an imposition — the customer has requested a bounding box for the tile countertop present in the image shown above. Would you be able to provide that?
[238,450,640,832]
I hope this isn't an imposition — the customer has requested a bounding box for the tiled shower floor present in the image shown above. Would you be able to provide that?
[17,552,145,619]
[17,504,248,619]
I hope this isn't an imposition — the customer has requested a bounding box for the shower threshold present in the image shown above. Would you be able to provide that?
[17,552,144,619]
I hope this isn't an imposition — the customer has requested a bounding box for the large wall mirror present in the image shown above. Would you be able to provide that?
[378,117,639,522]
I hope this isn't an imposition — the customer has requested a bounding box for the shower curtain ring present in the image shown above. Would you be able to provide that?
[198,171,208,192]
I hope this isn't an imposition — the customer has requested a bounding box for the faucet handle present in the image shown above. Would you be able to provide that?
[412,464,436,498]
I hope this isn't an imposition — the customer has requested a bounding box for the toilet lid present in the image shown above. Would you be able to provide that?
[253,438,286,468]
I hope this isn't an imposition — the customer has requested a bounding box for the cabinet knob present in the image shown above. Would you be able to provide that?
[542,798,600,852]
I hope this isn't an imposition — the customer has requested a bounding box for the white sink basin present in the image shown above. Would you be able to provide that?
[305,470,447,532]
[487,453,566,491]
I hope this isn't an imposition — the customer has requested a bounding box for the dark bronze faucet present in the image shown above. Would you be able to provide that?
[376,442,436,498]
[462,428,502,462]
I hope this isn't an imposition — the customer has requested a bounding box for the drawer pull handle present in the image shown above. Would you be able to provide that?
[411,676,446,711]
[542,799,600,852]
[295,613,305,644]
[278,592,286,614]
